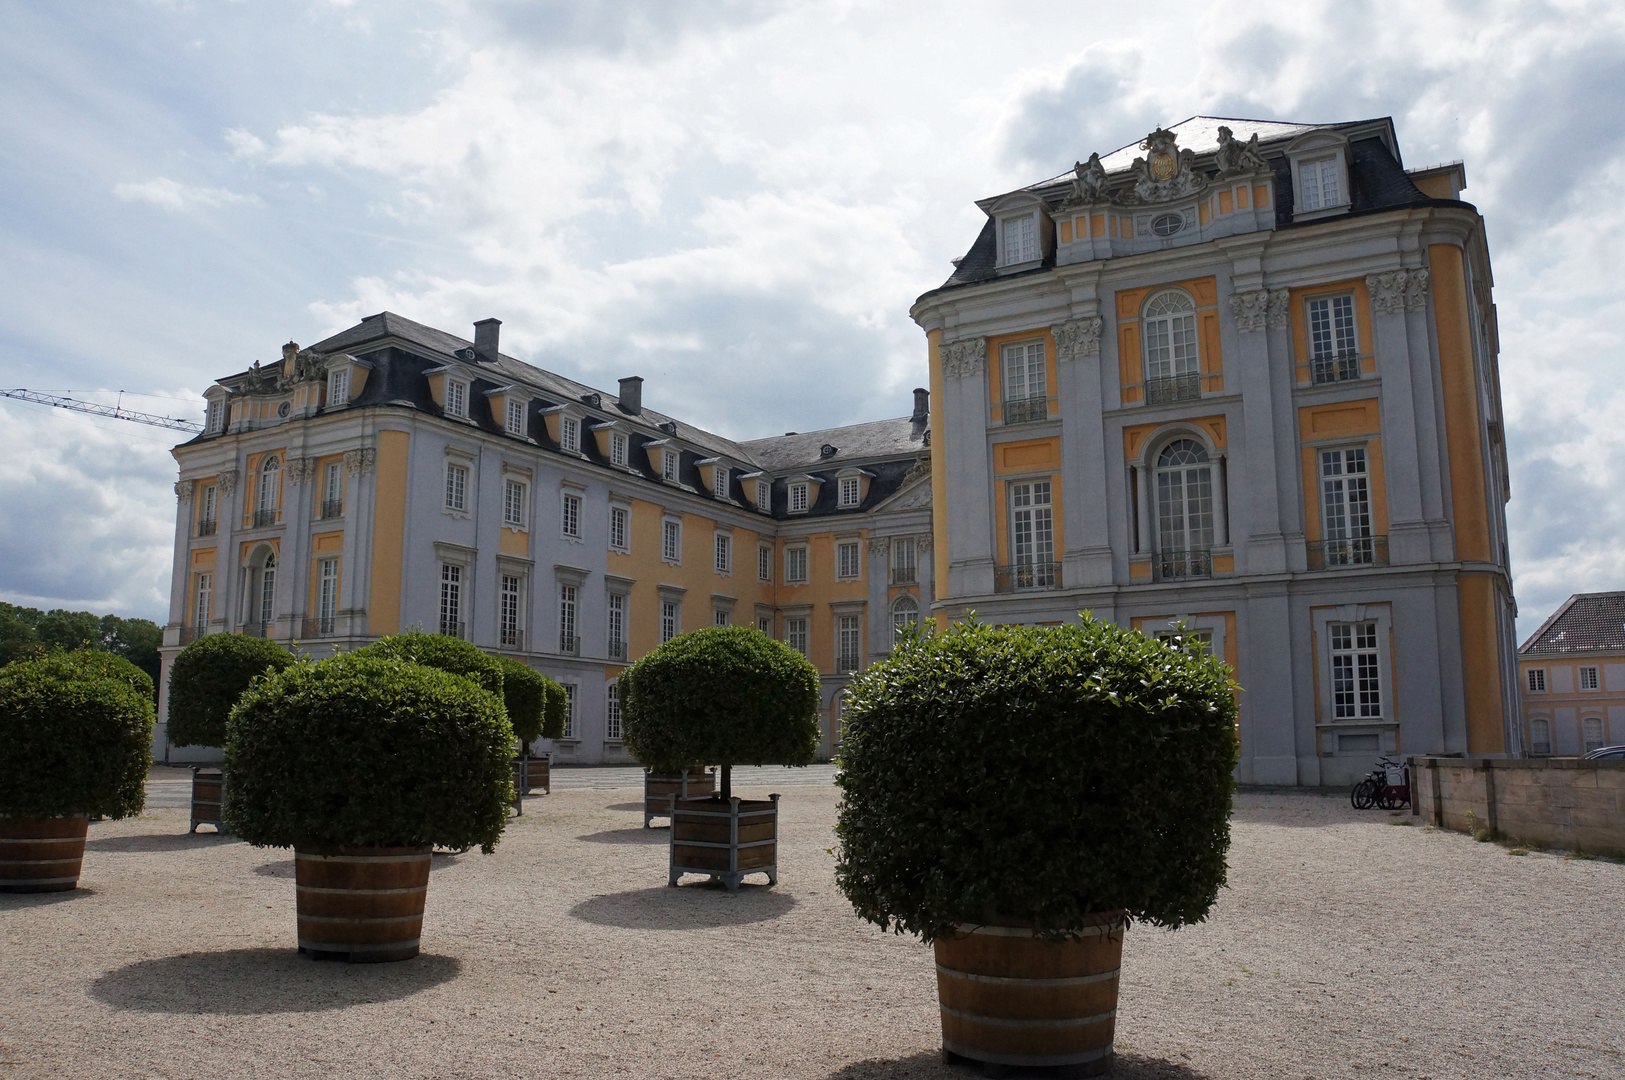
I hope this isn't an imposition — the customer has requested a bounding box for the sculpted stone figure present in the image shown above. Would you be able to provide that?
[1213,125,1266,177]
[1068,153,1110,205]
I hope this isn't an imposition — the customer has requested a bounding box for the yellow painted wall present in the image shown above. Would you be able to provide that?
[1430,244,1491,564]
[308,531,344,616]
[1122,414,1228,460]
[1459,575,1507,754]
[1296,399,1388,542]
[1115,276,1221,402]
[986,327,1061,421]
[1289,278,1376,384]
[368,430,410,636]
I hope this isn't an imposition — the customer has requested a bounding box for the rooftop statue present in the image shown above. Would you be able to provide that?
[1214,125,1267,177]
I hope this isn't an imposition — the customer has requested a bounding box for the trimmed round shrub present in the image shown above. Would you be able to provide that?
[0,651,155,819]
[541,678,567,742]
[167,633,295,748]
[834,617,1238,941]
[495,657,563,747]
[353,632,503,697]
[619,626,820,793]
[223,653,515,853]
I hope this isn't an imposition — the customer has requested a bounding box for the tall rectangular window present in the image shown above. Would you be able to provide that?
[1529,717,1552,756]
[837,541,861,580]
[445,463,468,512]
[317,559,339,627]
[660,600,678,643]
[199,485,218,533]
[259,562,276,627]
[194,572,212,627]
[439,563,462,637]
[790,482,809,513]
[1002,341,1046,404]
[500,575,522,648]
[756,479,771,511]
[561,416,579,452]
[605,684,622,741]
[446,380,467,417]
[609,506,629,551]
[505,398,525,435]
[715,533,732,573]
[562,684,576,739]
[206,399,223,433]
[1579,666,1600,691]
[1307,295,1358,360]
[714,608,730,627]
[890,537,916,584]
[1010,481,1055,586]
[839,477,860,507]
[713,465,729,498]
[1300,158,1340,210]
[757,614,773,634]
[562,493,581,538]
[758,543,772,583]
[328,368,350,407]
[1001,213,1036,264]
[662,449,678,481]
[1527,668,1546,693]
[837,615,861,672]
[1583,716,1605,753]
[1330,621,1381,720]
[611,432,628,466]
[504,479,527,528]
[323,462,343,516]
[1320,448,1373,565]
[559,584,578,653]
[662,520,681,563]
[785,547,808,584]
[607,592,626,657]
[786,617,808,657]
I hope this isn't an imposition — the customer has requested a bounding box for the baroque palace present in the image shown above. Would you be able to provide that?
[160,115,1518,783]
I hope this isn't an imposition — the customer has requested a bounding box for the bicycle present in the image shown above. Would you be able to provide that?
[1350,756,1409,810]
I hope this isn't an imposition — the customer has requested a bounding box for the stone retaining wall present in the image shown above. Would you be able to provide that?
[1409,756,1625,857]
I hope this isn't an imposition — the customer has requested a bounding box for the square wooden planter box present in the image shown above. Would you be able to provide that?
[668,794,779,892]
[190,767,226,834]
[643,768,715,827]
[514,753,551,796]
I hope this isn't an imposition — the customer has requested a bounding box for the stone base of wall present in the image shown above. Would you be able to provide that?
[1409,756,1625,857]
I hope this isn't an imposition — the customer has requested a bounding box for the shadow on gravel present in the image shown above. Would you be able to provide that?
[576,828,667,845]
[569,885,794,929]
[827,1049,1214,1078]
[85,832,238,853]
[0,886,97,908]
[90,949,461,1014]
[605,802,645,812]
[255,853,464,879]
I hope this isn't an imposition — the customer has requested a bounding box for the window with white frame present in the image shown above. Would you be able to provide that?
[757,543,772,583]
[1002,341,1047,410]
[890,537,917,584]
[317,558,339,626]
[1583,716,1605,753]
[505,398,525,436]
[662,449,678,481]
[609,505,629,551]
[836,540,861,580]
[1143,290,1200,385]
[1320,448,1373,563]
[789,482,809,513]
[1010,480,1056,584]
[713,465,729,498]
[786,616,808,656]
[1529,716,1552,756]
[445,379,468,418]
[714,608,730,627]
[500,575,523,648]
[662,519,682,563]
[999,212,1037,265]
[193,572,212,627]
[785,546,808,584]
[605,684,622,741]
[559,584,578,652]
[561,416,580,453]
[257,456,280,517]
[199,484,217,531]
[607,592,626,656]
[1307,295,1358,368]
[562,492,582,539]
[1526,668,1547,693]
[1579,666,1600,691]
[756,479,771,512]
[1330,621,1381,720]
[756,614,772,634]
[891,594,918,645]
[445,462,468,512]
[206,399,223,433]
[561,684,576,739]
[1155,441,1213,557]
[323,462,343,515]
[660,600,679,643]
[715,533,732,574]
[839,476,860,508]
[611,432,628,467]
[503,479,527,528]
[1299,157,1342,211]
[328,368,350,407]
[837,615,861,672]
[439,563,462,636]
[255,553,276,628]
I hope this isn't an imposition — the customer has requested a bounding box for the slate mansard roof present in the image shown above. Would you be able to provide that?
[194,310,928,521]
[1519,593,1625,656]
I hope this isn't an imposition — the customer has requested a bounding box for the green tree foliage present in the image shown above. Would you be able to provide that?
[619,626,821,797]
[222,653,514,853]
[494,657,564,747]
[0,602,162,693]
[0,650,154,819]
[354,632,504,697]
[541,678,567,741]
[167,634,296,748]
[834,616,1238,942]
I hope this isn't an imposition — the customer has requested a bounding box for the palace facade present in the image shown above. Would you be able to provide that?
[912,116,1517,784]
[1517,593,1625,757]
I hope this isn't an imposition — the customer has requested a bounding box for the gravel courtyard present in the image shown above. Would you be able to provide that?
[2,766,1621,1080]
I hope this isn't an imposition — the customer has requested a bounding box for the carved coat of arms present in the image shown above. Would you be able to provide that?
[1126,128,1206,204]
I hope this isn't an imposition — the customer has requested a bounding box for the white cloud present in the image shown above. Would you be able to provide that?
[112,176,260,210]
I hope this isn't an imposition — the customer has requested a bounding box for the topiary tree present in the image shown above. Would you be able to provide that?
[541,678,567,741]
[834,615,1238,941]
[0,650,155,819]
[353,631,504,697]
[222,653,515,853]
[619,626,820,800]
[166,633,296,748]
[495,657,565,748]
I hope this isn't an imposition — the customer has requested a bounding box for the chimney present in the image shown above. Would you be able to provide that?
[618,376,643,416]
[473,318,501,362]
[911,386,930,441]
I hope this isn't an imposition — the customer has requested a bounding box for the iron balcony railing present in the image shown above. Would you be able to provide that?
[1001,394,1052,425]
[889,566,917,585]
[559,633,579,656]
[178,625,206,645]
[499,627,524,650]
[196,518,217,537]
[320,499,344,519]
[1307,534,1389,570]
[438,620,466,640]
[837,653,862,674]
[252,508,278,528]
[608,638,628,661]
[995,561,1061,593]
[1310,351,1366,385]
[1155,548,1212,581]
[301,616,335,638]
[1145,372,1202,405]
[243,621,270,638]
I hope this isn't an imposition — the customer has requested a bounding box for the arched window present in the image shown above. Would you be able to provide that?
[1582,716,1605,754]
[1529,717,1552,757]
[246,547,276,634]
[257,456,281,516]
[891,594,918,645]
[1142,290,1200,403]
[1155,439,1213,578]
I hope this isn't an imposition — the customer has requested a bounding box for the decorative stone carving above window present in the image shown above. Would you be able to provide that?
[1267,288,1292,328]
[1366,268,1431,314]
[1052,317,1104,360]
[344,447,378,476]
[940,337,987,379]
[174,480,193,503]
[284,458,316,485]
[1229,289,1291,332]
[217,470,239,496]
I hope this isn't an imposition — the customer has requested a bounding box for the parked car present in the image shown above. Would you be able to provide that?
[1583,745,1625,760]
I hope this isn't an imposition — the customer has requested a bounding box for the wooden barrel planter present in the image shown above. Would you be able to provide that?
[668,794,778,891]
[189,767,226,834]
[293,845,432,963]
[933,915,1124,1074]
[0,815,89,893]
[643,767,715,827]
[513,753,551,797]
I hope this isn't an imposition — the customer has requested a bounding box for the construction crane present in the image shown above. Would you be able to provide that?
[0,389,203,433]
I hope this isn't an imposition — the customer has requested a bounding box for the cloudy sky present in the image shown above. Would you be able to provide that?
[1,0,1620,639]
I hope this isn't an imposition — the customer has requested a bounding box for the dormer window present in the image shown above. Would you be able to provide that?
[789,481,810,513]
[446,379,468,418]
[713,464,730,499]
[561,416,580,452]
[205,399,223,433]
[756,479,771,512]
[1285,132,1352,220]
[999,212,1037,266]
[662,449,678,481]
[611,432,628,466]
[1299,158,1341,211]
[328,368,350,407]
[838,476,860,508]
[505,398,525,436]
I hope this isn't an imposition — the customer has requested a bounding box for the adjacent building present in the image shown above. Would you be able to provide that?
[911,116,1518,784]
[1517,593,1625,756]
